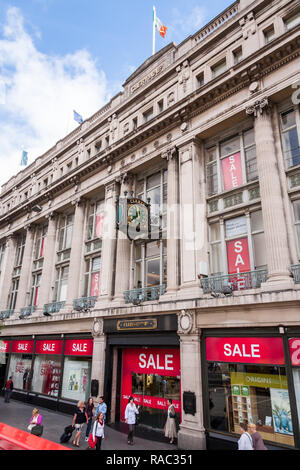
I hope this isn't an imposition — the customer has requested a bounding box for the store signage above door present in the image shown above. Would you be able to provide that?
[289,338,300,366]
[206,337,285,365]
[117,319,157,331]
[35,340,63,355]
[64,339,94,356]
[11,340,34,354]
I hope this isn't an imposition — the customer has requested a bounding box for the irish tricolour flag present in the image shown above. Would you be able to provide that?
[153,6,167,38]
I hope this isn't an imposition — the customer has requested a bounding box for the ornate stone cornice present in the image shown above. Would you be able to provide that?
[245,97,271,117]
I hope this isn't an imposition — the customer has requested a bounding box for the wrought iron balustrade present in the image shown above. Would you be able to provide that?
[124,284,166,305]
[291,264,300,284]
[19,306,36,319]
[43,301,65,315]
[201,269,268,294]
[0,310,14,321]
[73,296,97,311]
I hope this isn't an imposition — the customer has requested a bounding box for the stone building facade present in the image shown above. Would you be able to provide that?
[1,0,300,450]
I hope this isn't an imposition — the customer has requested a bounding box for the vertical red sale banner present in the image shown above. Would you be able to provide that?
[95,213,104,238]
[221,152,243,191]
[90,272,100,297]
[227,238,250,274]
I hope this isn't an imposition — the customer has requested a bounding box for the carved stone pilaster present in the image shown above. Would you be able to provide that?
[178,310,198,335]
[92,318,104,338]
[161,146,178,161]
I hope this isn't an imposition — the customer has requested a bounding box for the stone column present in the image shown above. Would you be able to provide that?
[246,98,293,290]
[177,311,206,450]
[0,235,18,311]
[161,147,180,296]
[36,212,58,313]
[14,225,36,314]
[113,173,134,303]
[95,181,119,306]
[91,319,106,397]
[63,198,86,311]
[178,138,204,298]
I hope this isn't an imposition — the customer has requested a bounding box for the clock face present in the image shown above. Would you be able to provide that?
[127,201,149,240]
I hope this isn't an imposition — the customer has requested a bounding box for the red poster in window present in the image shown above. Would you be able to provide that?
[222,152,243,191]
[12,340,34,354]
[35,340,63,355]
[289,338,300,366]
[95,213,104,238]
[206,337,285,365]
[34,287,39,307]
[90,272,100,297]
[40,238,45,258]
[64,339,93,356]
[227,238,250,274]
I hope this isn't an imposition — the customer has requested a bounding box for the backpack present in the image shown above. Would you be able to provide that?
[6,380,13,390]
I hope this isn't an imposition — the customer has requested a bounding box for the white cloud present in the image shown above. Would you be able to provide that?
[167,6,208,42]
[0,7,112,187]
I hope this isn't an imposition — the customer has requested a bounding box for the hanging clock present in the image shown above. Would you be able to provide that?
[127,198,151,241]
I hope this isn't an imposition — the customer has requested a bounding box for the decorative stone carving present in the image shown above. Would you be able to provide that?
[161,146,178,161]
[245,97,271,117]
[109,114,118,142]
[92,318,104,337]
[178,310,197,335]
[167,91,175,107]
[177,60,190,93]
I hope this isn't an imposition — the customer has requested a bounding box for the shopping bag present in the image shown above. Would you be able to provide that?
[88,434,96,449]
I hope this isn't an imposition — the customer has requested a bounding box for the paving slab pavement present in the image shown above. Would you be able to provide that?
[0,398,177,451]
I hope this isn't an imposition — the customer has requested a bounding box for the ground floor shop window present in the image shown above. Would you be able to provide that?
[8,354,32,391]
[207,362,294,446]
[31,355,62,397]
[61,357,92,402]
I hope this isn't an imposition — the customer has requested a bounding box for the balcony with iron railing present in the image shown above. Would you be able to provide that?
[19,306,36,319]
[291,264,300,284]
[201,269,268,295]
[43,301,65,315]
[124,284,166,305]
[0,310,14,321]
[73,296,97,312]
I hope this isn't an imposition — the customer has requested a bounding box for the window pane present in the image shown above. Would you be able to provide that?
[220,136,240,157]
[61,357,92,402]
[211,243,222,275]
[251,210,264,232]
[283,129,300,167]
[206,161,218,196]
[286,13,300,30]
[225,216,247,238]
[206,147,217,163]
[210,223,220,242]
[146,241,160,258]
[253,232,267,269]
[212,59,226,78]
[243,128,255,147]
[135,261,142,288]
[31,355,62,396]
[92,257,101,272]
[281,110,296,130]
[146,259,160,286]
[245,147,258,181]
[293,201,300,221]
[65,225,73,249]
[296,225,300,252]
[147,172,161,189]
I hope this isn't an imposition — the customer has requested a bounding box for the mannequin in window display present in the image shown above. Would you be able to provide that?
[23,368,30,390]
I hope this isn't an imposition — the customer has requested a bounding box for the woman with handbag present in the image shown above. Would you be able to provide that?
[125,396,139,445]
[28,408,43,436]
[90,412,105,450]
[164,399,177,444]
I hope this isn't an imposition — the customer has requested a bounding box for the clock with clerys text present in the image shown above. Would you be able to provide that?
[127,198,150,241]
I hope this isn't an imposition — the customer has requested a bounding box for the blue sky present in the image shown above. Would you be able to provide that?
[0,0,232,186]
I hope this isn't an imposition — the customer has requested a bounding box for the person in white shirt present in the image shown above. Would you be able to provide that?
[125,396,139,445]
[238,422,253,450]
[92,412,105,451]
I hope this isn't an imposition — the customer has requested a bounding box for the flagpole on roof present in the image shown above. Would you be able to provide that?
[152,6,156,55]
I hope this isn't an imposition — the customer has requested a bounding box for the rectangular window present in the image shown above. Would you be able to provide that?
[233,47,243,65]
[206,147,218,196]
[8,354,32,391]
[30,273,41,307]
[133,117,138,130]
[280,109,300,168]
[34,225,47,261]
[158,99,164,113]
[264,26,275,44]
[143,108,154,123]
[15,233,26,267]
[243,129,258,181]
[31,354,62,397]
[84,256,101,297]
[61,356,92,403]
[293,200,300,254]
[196,72,204,88]
[54,266,69,302]
[87,200,105,241]
[220,135,242,191]
[9,279,19,310]
[212,59,227,78]
[285,12,300,31]
[0,242,5,275]
[134,240,167,288]
[58,214,74,252]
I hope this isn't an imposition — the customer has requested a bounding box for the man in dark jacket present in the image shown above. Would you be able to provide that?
[4,376,13,403]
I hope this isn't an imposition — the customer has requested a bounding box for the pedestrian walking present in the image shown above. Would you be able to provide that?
[85,397,94,441]
[249,423,267,450]
[91,412,105,450]
[4,376,13,403]
[238,422,253,450]
[125,396,139,445]
[164,398,177,444]
[94,396,107,422]
[72,400,88,447]
[27,408,43,436]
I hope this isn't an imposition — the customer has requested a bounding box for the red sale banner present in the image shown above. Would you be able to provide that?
[90,272,100,297]
[121,348,181,422]
[0,340,10,353]
[289,338,300,366]
[221,152,243,191]
[227,238,250,274]
[64,339,93,356]
[12,340,34,354]
[206,337,285,365]
[35,340,63,355]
